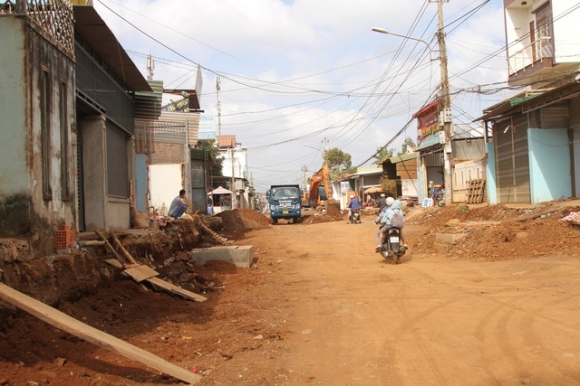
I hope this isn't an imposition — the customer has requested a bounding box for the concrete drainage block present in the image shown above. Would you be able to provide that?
[191,246,254,268]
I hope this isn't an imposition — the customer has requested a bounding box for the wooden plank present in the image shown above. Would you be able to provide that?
[197,220,228,245]
[0,283,202,385]
[95,230,125,265]
[111,233,138,265]
[147,277,207,302]
[105,259,124,269]
[124,265,159,282]
[79,240,106,247]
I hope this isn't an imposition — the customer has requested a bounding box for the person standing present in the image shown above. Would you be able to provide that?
[207,195,214,216]
[169,189,189,219]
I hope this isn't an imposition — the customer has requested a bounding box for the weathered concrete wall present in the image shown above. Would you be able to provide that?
[82,115,107,231]
[0,16,77,256]
[0,19,32,238]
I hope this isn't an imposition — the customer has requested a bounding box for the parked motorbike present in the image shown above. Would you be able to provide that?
[349,209,361,224]
[377,226,406,264]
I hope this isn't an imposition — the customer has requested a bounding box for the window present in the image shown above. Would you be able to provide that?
[59,82,70,200]
[534,2,553,59]
[41,70,52,200]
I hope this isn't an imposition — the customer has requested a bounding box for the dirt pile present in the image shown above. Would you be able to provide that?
[216,209,270,237]
[301,200,344,224]
[406,201,580,261]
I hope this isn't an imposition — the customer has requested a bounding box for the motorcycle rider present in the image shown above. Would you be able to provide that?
[375,197,407,251]
[348,194,362,223]
[378,193,387,211]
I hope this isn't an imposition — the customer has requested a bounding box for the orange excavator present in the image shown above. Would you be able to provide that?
[306,163,332,209]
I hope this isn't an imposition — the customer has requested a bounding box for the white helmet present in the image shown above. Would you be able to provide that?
[386,197,395,206]
[380,193,386,197]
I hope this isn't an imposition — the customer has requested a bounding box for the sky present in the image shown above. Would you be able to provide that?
[93,0,514,194]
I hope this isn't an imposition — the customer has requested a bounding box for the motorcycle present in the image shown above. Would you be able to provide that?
[377,226,406,264]
[349,209,361,224]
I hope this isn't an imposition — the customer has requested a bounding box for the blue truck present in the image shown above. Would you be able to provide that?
[268,184,302,224]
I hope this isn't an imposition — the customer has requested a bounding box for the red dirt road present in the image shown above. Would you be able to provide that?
[2,204,580,385]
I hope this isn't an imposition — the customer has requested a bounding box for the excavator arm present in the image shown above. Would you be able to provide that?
[307,164,332,208]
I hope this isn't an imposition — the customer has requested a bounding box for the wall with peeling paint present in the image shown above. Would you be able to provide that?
[0,16,76,256]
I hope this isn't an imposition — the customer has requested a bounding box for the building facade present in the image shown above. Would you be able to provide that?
[0,0,76,255]
[482,0,580,204]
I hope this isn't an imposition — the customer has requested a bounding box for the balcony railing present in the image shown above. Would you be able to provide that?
[0,0,74,58]
[508,36,553,76]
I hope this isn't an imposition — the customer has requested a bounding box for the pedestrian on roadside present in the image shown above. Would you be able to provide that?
[168,189,189,219]
[207,195,214,216]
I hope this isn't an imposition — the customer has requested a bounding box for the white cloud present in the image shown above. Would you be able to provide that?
[94,0,509,193]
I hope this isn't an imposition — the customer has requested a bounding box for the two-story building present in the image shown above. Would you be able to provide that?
[481,0,580,204]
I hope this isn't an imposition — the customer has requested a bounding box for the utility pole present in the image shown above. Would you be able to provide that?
[435,0,454,204]
[301,165,309,194]
[230,147,236,208]
[146,55,155,80]
[216,76,222,136]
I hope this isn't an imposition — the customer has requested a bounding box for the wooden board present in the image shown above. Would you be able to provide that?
[0,283,202,385]
[124,265,159,282]
[111,233,137,265]
[147,277,207,302]
[104,259,124,269]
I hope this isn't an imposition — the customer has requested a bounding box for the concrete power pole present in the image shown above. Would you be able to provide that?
[216,76,221,136]
[435,0,454,204]
[146,55,155,80]
[301,165,309,192]
[230,148,236,208]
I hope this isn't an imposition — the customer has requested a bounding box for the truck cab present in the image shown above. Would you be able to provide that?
[268,185,302,224]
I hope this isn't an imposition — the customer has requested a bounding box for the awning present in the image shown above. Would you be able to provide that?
[208,186,232,195]
[363,186,383,194]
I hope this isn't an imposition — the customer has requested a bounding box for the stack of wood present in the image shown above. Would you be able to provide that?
[95,230,207,303]
[466,179,486,204]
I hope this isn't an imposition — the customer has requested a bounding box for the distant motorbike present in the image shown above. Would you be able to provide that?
[377,226,406,264]
[349,209,361,224]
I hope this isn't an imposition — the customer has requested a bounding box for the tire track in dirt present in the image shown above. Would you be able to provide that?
[387,279,452,385]
[517,313,580,384]
[474,307,503,385]
[245,218,580,384]
[404,257,580,385]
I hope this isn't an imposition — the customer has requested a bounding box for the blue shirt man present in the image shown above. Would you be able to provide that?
[348,195,361,210]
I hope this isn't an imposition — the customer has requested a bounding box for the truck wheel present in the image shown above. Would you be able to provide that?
[271,217,278,225]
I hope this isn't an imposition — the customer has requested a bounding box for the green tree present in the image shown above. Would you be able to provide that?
[398,137,416,156]
[196,139,223,176]
[372,147,394,166]
[326,147,355,179]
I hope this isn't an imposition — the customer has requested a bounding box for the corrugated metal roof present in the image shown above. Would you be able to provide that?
[73,5,151,92]
[134,80,163,120]
[388,152,417,164]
